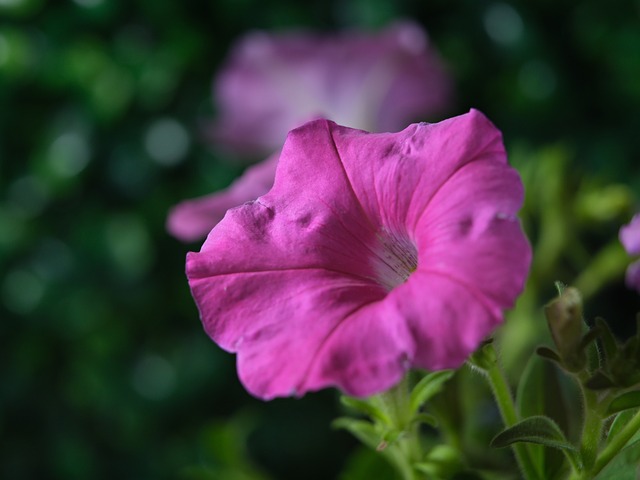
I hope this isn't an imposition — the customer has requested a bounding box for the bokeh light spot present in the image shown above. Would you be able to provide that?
[144,117,190,166]
[131,354,176,401]
[0,204,27,248]
[31,238,74,281]
[105,214,153,279]
[519,60,557,100]
[484,3,524,46]
[0,34,9,66]
[72,0,103,7]
[0,0,22,7]
[7,175,50,217]
[47,132,91,178]
[2,268,45,314]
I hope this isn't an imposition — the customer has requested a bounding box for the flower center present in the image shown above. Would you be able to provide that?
[372,229,418,291]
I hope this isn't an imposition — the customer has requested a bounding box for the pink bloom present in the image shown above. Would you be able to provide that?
[168,21,453,242]
[186,110,531,400]
[168,153,279,242]
[210,21,453,155]
[620,214,640,292]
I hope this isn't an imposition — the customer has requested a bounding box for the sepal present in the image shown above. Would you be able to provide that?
[332,417,383,451]
[467,339,497,371]
[409,370,455,415]
[535,346,563,365]
[340,396,393,426]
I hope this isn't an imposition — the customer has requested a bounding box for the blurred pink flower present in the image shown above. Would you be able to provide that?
[186,110,531,399]
[167,153,279,242]
[210,21,453,155]
[168,21,453,242]
[620,214,640,292]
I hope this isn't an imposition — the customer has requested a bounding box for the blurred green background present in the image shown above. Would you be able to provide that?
[1,1,639,479]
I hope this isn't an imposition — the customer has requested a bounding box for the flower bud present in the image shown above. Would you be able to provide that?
[544,286,586,372]
[468,340,497,372]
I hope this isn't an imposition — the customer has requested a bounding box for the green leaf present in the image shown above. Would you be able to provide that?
[517,356,545,418]
[595,317,619,365]
[412,413,438,428]
[516,356,572,478]
[608,409,640,443]
[409,370,455,414]
[414,444,464,478]
[340,396,392,426]
[516,356,547,477]
[332,418,381,450]
[607,392,640,416]
[490,416,582,471]
[594,440,640,479]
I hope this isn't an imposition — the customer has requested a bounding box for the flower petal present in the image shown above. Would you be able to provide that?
[620,214,640,256]
[187,111,530,399]
[166,153,279,242]
[209,22,452,155]
[388,271,503,369]
[327,109,507,233]
[625,259,640,293]
[415,159,530,307]
[188,267,385,398]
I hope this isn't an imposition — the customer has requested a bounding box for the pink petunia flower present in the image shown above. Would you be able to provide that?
[620,214,640,292]
[167,153,279,242]
[167,21,453,242]
[186,110,531,400]
[210,21,453,155]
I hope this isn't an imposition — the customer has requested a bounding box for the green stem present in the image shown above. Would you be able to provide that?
[375,375,423,480]
[485,352,540,480]
[567,374,607,480]
[580,394,602,470]
[592,408,640,477]
[575,372,605,475]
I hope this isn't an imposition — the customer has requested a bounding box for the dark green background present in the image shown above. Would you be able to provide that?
[1,1,639,479]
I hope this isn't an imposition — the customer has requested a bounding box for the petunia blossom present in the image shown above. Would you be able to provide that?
[620,214,640,292]
[167,21,453,242]
[210,21,453,156]
[167,153,279,242]
[186,110,531,400]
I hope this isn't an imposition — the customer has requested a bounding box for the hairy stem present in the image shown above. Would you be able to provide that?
[485,351,540,480]
[592,407,640,477]
[376,374,423,480]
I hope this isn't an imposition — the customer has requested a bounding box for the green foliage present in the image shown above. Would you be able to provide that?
[607,409,640,441]
[409,370,455,415]
[593,440,640,480]
[2,0,640,479]
[491,416,579,457]
[607,392,640,416]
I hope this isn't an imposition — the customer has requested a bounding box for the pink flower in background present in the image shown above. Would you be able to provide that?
[167,153,279,242]
[620,214,640,292]
[167,21,453,242]
[210,21,453,155]
[186,110,531,400]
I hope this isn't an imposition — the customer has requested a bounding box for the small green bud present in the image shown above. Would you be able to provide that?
[609,336,640,388]
[468,339,496,372]
[544,286,586,372]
